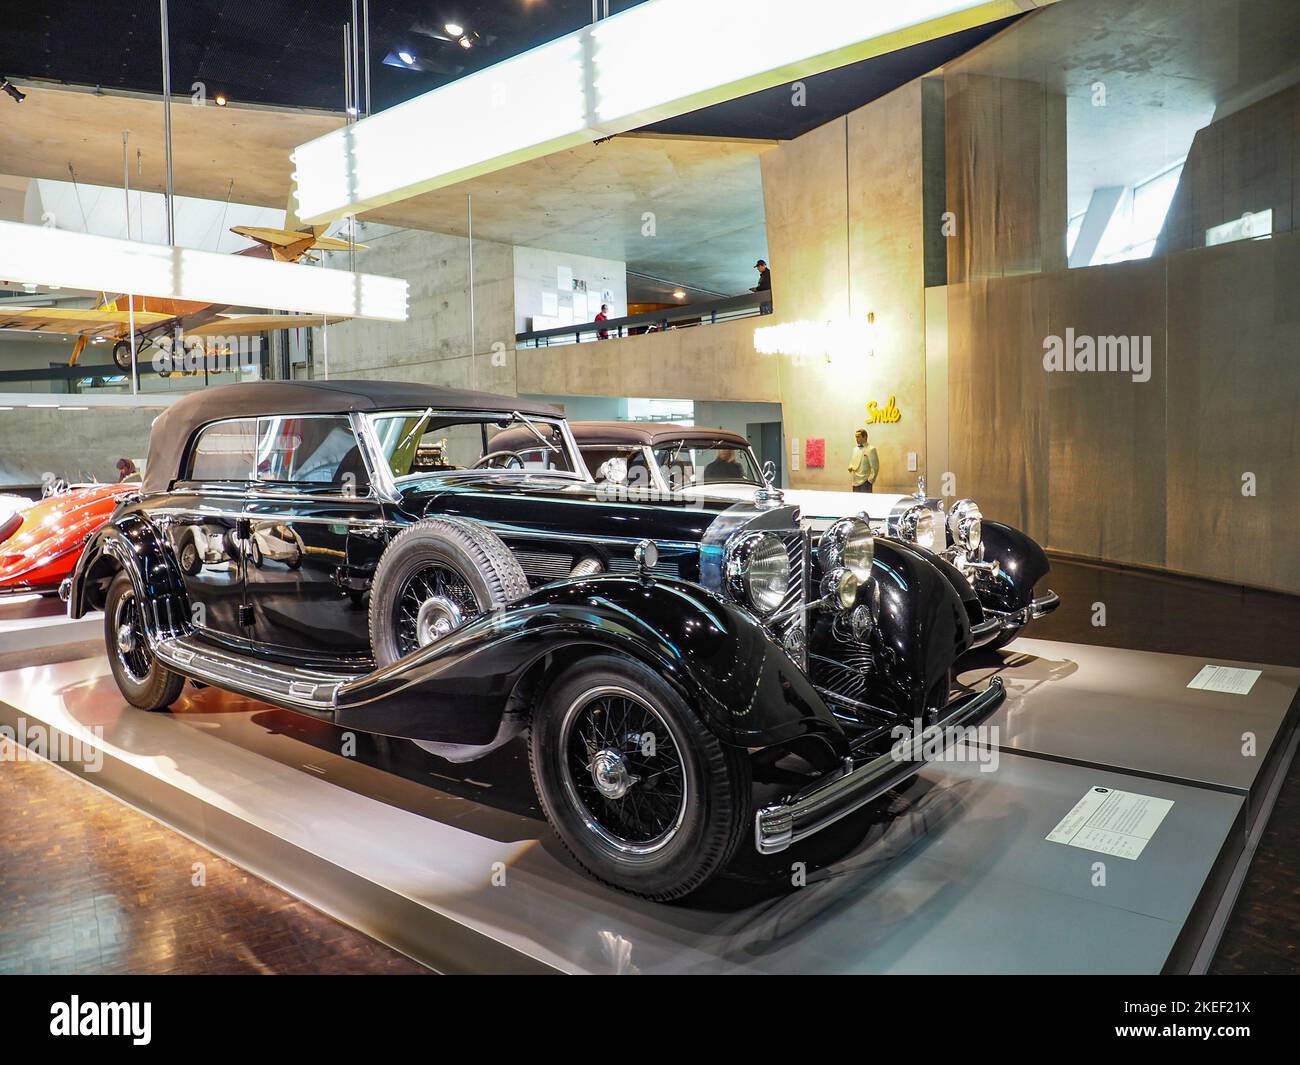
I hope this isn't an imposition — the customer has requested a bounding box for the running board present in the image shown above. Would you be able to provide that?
[154,635,350,715]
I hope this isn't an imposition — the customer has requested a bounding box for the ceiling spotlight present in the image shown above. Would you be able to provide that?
[444,22,464,36]
[215,94,228,106]
[397,50,415,65]
[458,35,473,49]
[672,289,686,300]
[0,76,25,104]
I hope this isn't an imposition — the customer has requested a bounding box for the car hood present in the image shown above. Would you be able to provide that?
[395,473,799,546]
[678,482,915,525]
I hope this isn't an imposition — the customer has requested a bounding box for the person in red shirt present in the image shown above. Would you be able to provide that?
[595,303,610,340]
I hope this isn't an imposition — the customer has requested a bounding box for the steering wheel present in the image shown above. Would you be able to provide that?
[473,450,526,470]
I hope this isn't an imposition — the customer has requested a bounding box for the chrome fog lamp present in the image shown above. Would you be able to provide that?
[820,567,859,611]
[896,504,940,552]
[818,516,874,581]
[948,499,983,554]
[725,532,790,616]
[570,555,605,578]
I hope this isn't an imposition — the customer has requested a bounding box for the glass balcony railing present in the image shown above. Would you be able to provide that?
[515,292,771,348]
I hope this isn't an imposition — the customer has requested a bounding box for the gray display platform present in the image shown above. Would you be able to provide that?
[0,638,1294,974]
[0,595,101,655]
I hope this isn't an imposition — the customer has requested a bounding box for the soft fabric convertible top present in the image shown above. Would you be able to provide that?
[142,380,560,494]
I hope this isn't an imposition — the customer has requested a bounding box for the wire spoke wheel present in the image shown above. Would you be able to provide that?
[392,562,480,657]
[112,586,153,683]
[559,685,688,856]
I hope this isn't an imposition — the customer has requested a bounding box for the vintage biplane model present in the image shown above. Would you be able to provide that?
[0,223,365,372]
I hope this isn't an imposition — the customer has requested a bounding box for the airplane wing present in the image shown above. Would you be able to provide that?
[0,307,174,337]
[300,234,368,252]
[181,314,331,338]
[230,226,368,252]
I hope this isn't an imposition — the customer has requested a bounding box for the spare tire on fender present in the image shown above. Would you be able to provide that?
[368,517,529,668]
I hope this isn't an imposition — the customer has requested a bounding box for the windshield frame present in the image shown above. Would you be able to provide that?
[646,438,764,492]
[360,409,593,497]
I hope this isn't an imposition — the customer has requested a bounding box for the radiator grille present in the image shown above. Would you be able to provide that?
[764,530,808,670]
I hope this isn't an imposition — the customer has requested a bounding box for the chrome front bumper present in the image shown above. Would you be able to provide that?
[969,589,1060,646]
[754,676,1006,855]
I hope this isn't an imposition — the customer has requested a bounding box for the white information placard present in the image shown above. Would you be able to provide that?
[1187,664,1261,695]
[1046,786,1173,860]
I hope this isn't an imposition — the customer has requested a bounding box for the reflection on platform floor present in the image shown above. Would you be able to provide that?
[0,737,427,975]
[2,637,1288,973]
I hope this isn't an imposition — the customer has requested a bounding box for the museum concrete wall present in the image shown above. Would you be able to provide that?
[312,223,518,397]
[516,80,933,496]
[0,405,156,484]
[939,228,1300,596]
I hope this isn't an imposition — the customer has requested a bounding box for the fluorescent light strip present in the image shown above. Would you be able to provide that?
[0,222,409,322]
[292,0,1048,222]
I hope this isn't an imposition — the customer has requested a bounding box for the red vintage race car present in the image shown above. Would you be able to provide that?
[0,482,140,597]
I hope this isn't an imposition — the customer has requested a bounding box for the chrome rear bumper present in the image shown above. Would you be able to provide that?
[754,676,1006,855]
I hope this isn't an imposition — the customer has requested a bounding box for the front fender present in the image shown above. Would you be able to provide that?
[336,575,844,750]
[69,513,189,638]
[975,520,1050,613]
[862,539,971,717]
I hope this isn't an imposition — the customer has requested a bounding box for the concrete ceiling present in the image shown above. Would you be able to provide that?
[0,83,341,211]
[952,0,1300,218]
[363,132,776,299]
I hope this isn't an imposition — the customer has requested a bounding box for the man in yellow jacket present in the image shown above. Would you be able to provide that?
[848,428,879,493]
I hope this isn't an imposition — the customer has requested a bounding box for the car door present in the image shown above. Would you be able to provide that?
[160,417,257,652]
[243,413,385,669]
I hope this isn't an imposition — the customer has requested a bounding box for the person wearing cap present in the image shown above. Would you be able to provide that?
[750,259,772,314]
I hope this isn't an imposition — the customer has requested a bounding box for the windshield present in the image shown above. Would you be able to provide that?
[651,440,763,489]
[368,411,585,480]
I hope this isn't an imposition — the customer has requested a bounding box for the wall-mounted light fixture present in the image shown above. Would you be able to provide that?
[754,314,879,363]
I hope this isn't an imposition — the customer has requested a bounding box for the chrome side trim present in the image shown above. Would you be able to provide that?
[147,506,392,530]
[754,677,1006,854]
[153,634,351,713]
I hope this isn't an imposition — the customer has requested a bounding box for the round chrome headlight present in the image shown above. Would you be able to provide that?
[818,516,874,581]
[947,499,983,554]
[725,532,790,616]
[896,504,940,552]
[820,567,859,611]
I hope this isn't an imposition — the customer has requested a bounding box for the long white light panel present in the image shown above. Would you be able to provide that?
[0,221,409,322]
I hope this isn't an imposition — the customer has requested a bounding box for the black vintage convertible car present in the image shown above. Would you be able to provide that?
[69,381,1006,900]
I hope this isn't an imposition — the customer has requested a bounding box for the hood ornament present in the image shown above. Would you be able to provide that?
[755,459,785,507]
[914,475,926,500]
